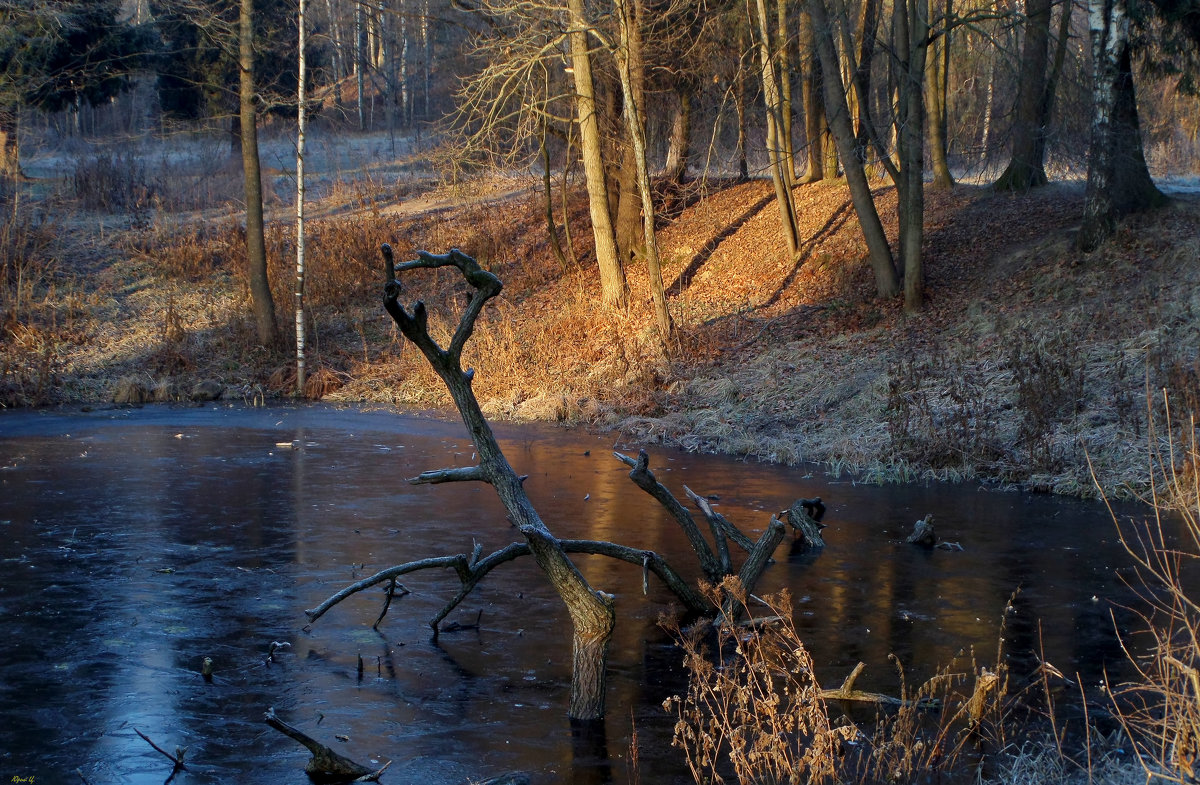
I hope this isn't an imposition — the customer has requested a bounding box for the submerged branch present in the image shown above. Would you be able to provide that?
[408,465,490,485]
[264,708,382,782]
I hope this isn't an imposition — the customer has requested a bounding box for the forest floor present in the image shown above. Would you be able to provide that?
[4,130,1200,500]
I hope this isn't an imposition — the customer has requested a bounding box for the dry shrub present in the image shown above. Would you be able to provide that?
[126,221,243,282]
[112,375,150,404]
[68,144,244,215]
[662,578,856,785]
[266,217,391,314]
[885,344,1003,474]
[0,207,58,323]
[1007,329,1087,473]
[664,579,1030,785]
[0,322,60,407]
[266,362,346,400]
[1105,395,1200,782]
[145,296,194,374]
[69,151,156,213]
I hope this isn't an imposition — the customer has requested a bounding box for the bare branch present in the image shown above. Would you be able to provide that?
[614,450,723,580]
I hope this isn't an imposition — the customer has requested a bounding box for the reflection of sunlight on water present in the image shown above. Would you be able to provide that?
[0,405,1152,783]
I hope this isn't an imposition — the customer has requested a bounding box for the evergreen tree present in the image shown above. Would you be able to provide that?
[0,0,146,175]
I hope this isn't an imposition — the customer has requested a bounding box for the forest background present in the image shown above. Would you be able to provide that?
[1,0,1199,499]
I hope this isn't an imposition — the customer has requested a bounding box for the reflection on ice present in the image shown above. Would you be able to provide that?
[0,404,1148,784]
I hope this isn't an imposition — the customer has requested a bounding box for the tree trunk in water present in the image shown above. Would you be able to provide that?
[567,0,629,308]
[664,88,692,183]
[381,248,618,720]
[569,614,616,720]
[752,0,801,258]
[240,0,278,347]
[1078,0,1165,251]
[810,0,900,298]
[994,0,1051,190]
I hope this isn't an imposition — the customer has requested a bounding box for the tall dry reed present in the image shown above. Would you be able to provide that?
[1103,394,1200,783]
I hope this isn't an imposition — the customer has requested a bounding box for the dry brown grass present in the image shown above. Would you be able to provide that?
[8,145,1200,499]
[662,578,1094,785]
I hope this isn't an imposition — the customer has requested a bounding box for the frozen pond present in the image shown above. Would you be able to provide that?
[0,404,1149,783]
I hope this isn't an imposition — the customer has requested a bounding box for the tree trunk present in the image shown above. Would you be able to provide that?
[751,0,801,258]
[798,9,825,182]
[400,0,410,125]
[851,0,883,157]
[994,0,1051,190]
[735,28,750,180]
[381,0,395,154]
[240,0,278,347]
[810,0,900,298]
[663,88,692,183]
[381,248,618,721]
[1077,0,1166,251]
[541,123,570,269]
[895,0,930,311]
[776,0,796,185]
[567,0,629,308]
[926,8,954,189]
[614,4,649,268]
[615,0,674,346]
[615,142,642,266]
[980,37,996,161]
[296,0,308,394]
[422,0,431,117]
[355,0,366,130]
[0,109,20,180]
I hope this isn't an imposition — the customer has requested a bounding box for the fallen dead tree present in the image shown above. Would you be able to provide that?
[303,246,804,721]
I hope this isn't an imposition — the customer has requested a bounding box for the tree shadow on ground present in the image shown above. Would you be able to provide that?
[666,191,776,297]
[758,197,855,310]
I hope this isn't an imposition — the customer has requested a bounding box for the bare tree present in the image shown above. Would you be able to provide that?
[613,0,673,344]
[240,0,279,346]
[305,246,801,721]
[809,0,900,299]
[296,0,308,393]
[751,0,802,258]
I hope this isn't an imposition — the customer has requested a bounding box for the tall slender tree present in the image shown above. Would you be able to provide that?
[614,0,673,344]
[240,0,279,346]
[566,0,630,308]
[809,0,900,298]
[751,0,801,258]
[296,0,309,392]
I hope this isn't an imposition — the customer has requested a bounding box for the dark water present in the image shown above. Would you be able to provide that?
[0,404,1152,784]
